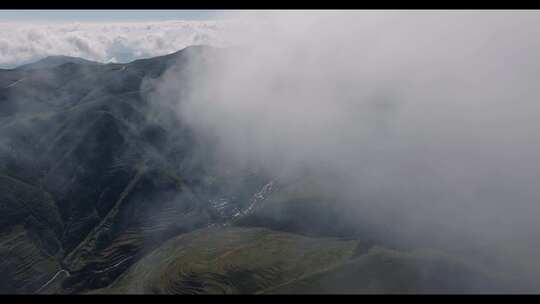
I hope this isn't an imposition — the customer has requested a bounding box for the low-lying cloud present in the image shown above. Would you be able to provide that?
[0,20,233,68]
[154,10,540,285]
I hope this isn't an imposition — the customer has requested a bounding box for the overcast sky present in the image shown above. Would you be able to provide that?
[0,10,225,22]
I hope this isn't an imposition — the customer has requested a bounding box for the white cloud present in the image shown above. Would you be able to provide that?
[0,20,233,68]
[160,10,540,279]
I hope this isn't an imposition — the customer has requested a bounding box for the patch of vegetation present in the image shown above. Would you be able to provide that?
[93,227,359,294]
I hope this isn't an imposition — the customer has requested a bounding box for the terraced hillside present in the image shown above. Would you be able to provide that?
[92,227,363,294]
[93,226,512,294]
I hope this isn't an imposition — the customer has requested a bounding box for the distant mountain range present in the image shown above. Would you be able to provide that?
[0,46,525,294]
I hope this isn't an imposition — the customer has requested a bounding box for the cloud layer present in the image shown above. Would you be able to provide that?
[154,10,540,283]
[0,20,232,68]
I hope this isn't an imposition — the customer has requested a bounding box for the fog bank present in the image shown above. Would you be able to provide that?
[156,11,540,286]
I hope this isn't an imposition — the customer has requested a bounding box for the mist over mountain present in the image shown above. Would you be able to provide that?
[1,11,540,294]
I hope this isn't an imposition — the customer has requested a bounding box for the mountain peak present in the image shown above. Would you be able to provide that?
[16,55,102,70]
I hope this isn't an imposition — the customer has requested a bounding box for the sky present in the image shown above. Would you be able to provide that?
[0,10,225,22]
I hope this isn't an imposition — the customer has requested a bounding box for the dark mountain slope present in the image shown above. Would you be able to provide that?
[0,173,63,294]
[0,46,266,294]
